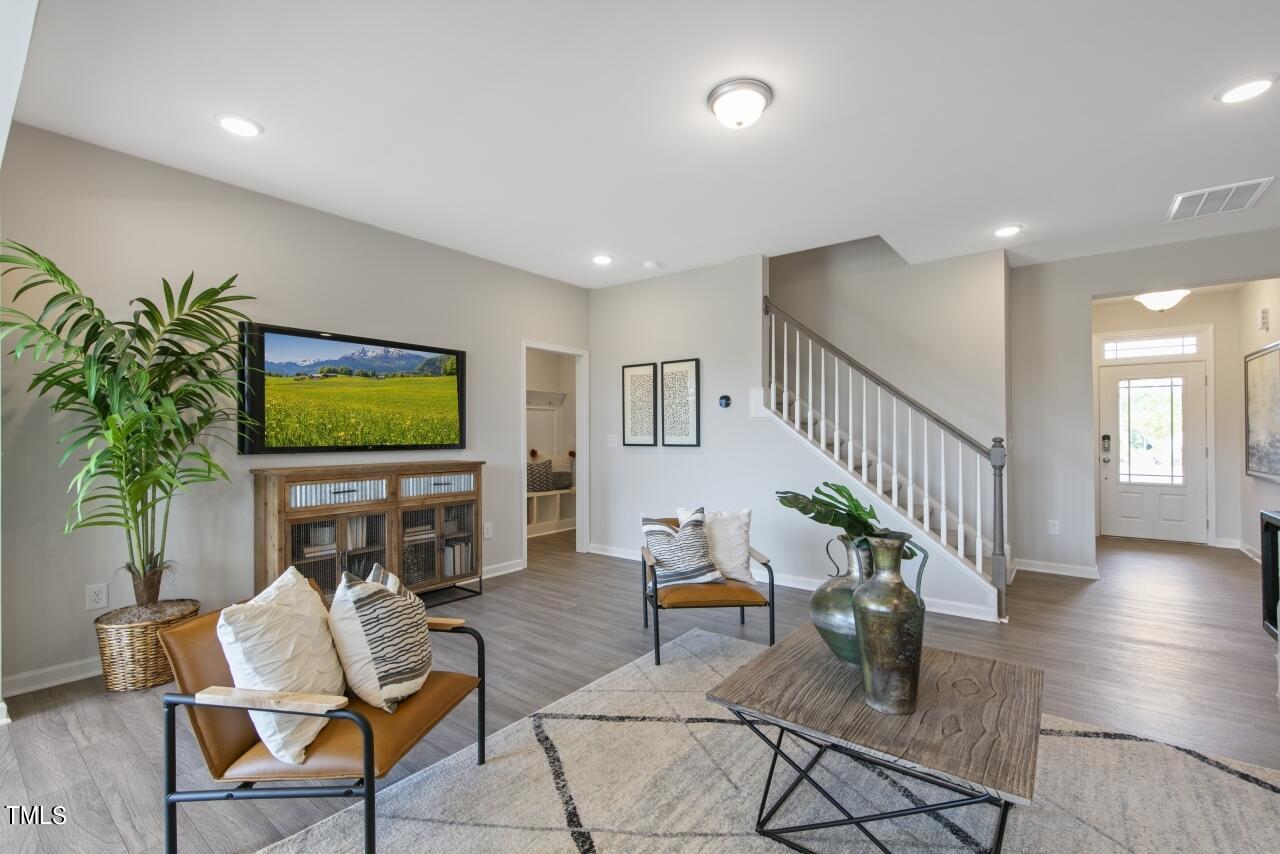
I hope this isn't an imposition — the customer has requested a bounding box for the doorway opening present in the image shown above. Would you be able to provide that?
[521,342,589,568]
[1092,323,1214,545]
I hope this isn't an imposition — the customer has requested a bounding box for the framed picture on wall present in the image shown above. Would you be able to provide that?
[661,358,701,446]
[621,362,657,446]
[1246,341,1280,481]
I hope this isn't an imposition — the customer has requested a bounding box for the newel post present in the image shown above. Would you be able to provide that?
[990,437,1007,620]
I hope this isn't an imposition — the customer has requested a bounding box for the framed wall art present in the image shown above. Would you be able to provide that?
[661,358,701,446]
[621,362,657,446]
[1246,341,1280,481]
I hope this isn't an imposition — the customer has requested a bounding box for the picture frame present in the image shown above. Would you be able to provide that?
[661,358,701,446]
[1245,341,1280,482]
[621,362,657,446]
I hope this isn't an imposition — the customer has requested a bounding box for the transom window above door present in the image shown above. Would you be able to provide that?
[1103,335,1197,360]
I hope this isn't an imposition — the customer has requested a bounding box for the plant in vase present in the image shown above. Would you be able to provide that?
[777,482,912,666]
[0,241,253,689]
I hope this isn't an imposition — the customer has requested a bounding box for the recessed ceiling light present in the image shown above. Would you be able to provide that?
[592,254,613,266]
[216,113,263,137]
[1215,73,1277,104]
[1134,289,1190,312]
[707,78,773,129]
[993,224,1023,238]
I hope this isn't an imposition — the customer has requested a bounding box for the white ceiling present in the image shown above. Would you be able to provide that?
[13,1,1280,287]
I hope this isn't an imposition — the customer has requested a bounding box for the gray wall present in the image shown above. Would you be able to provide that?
[1237,278,1280,552]
[588,255,996,617]
[1009,228,1280,573]
[768,242,1009,443]
[1,125,589,687]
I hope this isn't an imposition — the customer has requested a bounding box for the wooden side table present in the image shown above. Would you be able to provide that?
[708,624,1043,853]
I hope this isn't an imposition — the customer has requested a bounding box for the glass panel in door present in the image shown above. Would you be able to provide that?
[1117,377,1183,485]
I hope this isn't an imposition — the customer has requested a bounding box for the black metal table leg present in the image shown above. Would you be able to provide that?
[734,709,1015,854]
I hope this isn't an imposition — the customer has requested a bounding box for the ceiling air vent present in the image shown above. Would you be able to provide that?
[1166,177,1273,222]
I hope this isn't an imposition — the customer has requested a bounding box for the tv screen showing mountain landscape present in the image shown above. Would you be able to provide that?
[259,329,462,450]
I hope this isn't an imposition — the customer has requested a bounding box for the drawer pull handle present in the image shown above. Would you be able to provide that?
[431,480,454,486]
[330,488,359,495]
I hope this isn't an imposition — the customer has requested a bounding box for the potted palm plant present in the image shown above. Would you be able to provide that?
[0,241,253,690]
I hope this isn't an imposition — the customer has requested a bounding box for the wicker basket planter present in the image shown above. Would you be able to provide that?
[94,599,200,691]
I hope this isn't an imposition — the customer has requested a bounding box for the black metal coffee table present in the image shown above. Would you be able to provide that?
[707,624,1043,853]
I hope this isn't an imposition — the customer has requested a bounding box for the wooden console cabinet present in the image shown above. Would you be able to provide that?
[253,460,484,599]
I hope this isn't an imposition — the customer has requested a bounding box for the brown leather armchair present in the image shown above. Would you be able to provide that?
[157,605,484,854]
[641,517,775,664]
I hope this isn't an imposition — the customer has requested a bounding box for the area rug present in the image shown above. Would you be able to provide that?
[263,629,1280,853]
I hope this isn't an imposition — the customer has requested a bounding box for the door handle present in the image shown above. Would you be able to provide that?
[1102,456,1111,463]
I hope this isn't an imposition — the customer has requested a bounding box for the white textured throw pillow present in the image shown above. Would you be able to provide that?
[216,567,346,765]
[678,507,755,583]
[329,566,432,713]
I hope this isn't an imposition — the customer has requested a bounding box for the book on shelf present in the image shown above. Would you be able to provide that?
[300,544,336,559]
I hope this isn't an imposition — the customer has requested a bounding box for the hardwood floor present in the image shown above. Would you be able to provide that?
[1,531,1276,852]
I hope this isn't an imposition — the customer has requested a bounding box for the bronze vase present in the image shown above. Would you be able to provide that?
[852,533,928,714]
[809,535,873,666]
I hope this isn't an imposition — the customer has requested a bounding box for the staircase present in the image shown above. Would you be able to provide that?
[763,297,1009,620]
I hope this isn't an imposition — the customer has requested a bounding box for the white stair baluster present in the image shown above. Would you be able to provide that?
[847,368,854,473]
[781,321,788,417]
[975,449,983,577]
[940,433,947,549]
[861,376,868,482]
[833,356,839,460]
[957,437,965,560]
[923,421,931,534]
[876,386,883,494]
[907,408,914,521]
[794,328,801,430]
[770,314,777,412]
[807,338,814,440]
[891,398,899,507]
[820,347,827,451]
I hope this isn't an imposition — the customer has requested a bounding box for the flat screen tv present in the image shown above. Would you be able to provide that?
[238,323,465,453]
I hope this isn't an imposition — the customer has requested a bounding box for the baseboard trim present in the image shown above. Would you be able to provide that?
[483,559,526,579]
[0,700,10,725]
[3,559,530,699]
[1012,558,1100,580]
[1238,542,1261,562]
[590,543,641,561]
[3,655,103,698]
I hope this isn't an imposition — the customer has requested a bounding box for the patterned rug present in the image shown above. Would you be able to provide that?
[264,629,1280,853]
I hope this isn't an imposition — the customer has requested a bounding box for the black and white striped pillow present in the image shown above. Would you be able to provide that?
[328,569,431,713]
[642,508,722,588]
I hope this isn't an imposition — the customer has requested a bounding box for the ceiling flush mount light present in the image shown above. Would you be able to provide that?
[707,78,773,129]
[1215,73,1278,104]
[216,113,263,137]
[643,260,663,271]
[592,254,613,267]
[1134,289,1190,312]
[993,224,1023,238]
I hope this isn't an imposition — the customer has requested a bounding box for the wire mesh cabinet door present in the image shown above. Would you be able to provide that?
[401,506,438,589]
[288,517,341,596]
[340,511,388,580]
[440,502,478,581]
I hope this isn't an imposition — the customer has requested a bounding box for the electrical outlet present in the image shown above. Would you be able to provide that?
[85,583,108,611]
[607,433,619,448]
[483,522,493,540]
[1047,520,1061,536]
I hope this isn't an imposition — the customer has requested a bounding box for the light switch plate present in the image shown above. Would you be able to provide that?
[607,434,619,448]
[483,522,493,539]
[1047,520,1061,536]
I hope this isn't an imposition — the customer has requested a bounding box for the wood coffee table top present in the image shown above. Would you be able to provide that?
[707,624,1044,804]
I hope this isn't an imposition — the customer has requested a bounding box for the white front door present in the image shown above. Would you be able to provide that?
[1099,362,1208,543]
